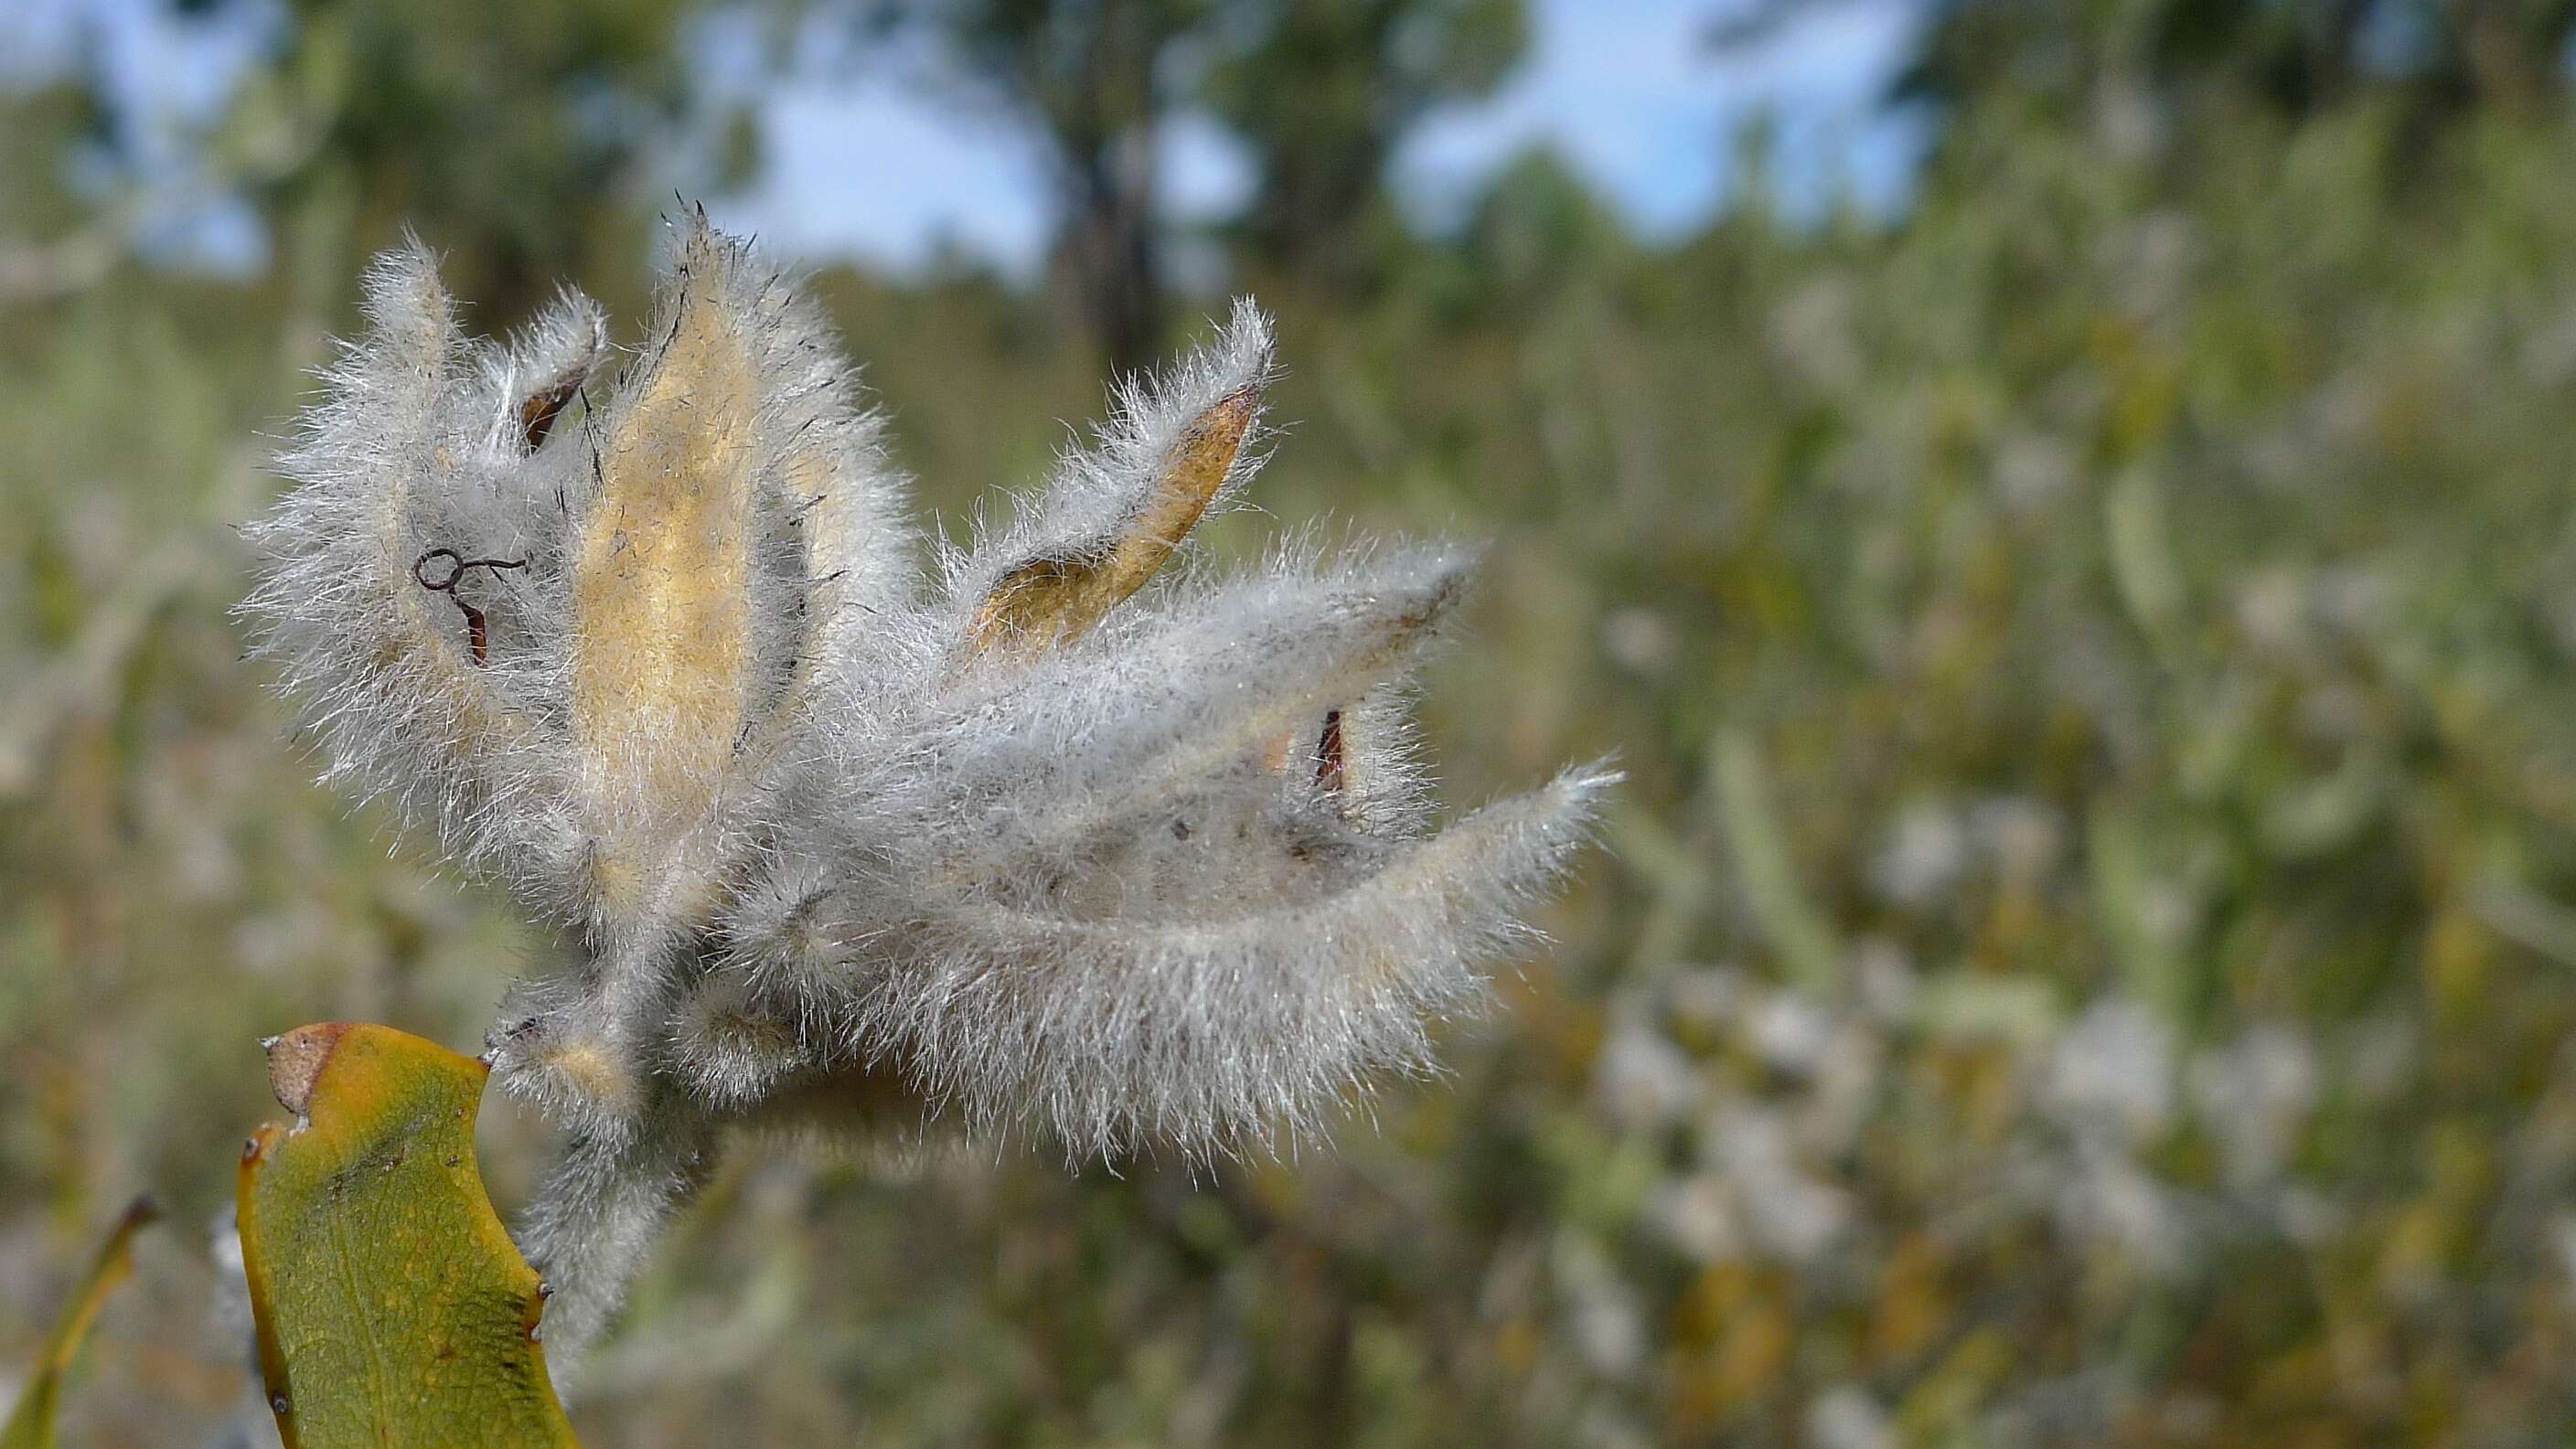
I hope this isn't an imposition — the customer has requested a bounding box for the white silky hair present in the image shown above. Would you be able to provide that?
[239,210,1613,1375]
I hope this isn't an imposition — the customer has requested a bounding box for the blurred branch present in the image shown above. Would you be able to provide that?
[1702,0,1867,54]
[569,1244,809,1403]
[1711,728,1842,996]
[0,151,317,306]
[0,533,212,802]
[0,198,150,304]
[2471,873,2576,973]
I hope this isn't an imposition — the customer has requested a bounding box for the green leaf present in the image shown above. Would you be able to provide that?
[1,1198,157,1449]
[238,1022,578,1447]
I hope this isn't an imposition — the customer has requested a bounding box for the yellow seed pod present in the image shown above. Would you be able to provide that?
[571,247,757,836]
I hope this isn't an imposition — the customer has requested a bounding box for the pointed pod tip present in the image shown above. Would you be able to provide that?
[1213,378,1265,415]
[1177,381,1262,464]
[1363,546,1478,638]
[1557,759,1626,796]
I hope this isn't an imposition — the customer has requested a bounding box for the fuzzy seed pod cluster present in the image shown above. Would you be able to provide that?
[240,210,1611,1369]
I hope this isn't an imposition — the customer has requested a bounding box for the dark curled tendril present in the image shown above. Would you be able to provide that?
[412,549,529,665]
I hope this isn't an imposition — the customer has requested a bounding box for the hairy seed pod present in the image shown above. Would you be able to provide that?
[241,213,1612,1371]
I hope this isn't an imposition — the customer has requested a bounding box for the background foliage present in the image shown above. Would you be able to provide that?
[9,0,2576,1444]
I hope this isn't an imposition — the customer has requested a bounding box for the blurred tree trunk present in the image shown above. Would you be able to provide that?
[890,0,1524,361]
[881,0,1200,377]
[1060,124,1165,379]
[1211,0,1526,287]
[1036,2,1173,378]
[2443,0,2576,116]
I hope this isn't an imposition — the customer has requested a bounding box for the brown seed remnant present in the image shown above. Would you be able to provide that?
[1316,709,1347,794]
[518,376,586,451]
[511,302,605,451]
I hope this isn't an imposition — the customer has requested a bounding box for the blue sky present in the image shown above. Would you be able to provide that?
[3,0,1928,278]
[724,0,1929,274]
